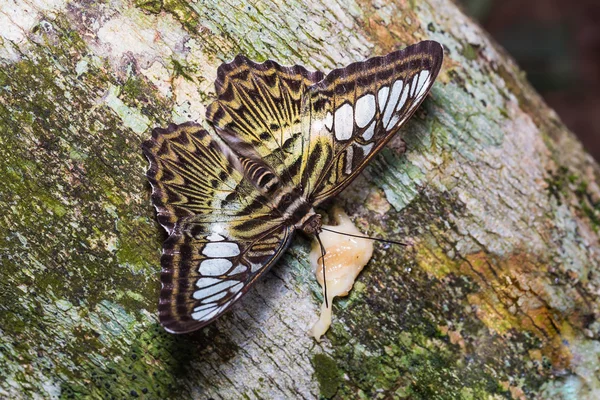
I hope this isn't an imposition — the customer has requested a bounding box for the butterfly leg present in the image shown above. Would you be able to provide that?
[315,233,329,308]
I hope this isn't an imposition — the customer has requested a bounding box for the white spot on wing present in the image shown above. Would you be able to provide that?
[313,112,333,134]
[361,143,374,155]
[211,223,226,235]
[207,233,224,242]
[202,242,240,257]
[194,279,239,300]
[382,80,403,128]
[416,70,431,98]
[191,305,221,322]
[202,290,228,303]
[415,70,429,96]
[386,114,401,131]
[411,75,419,96]
[250,262,263,273]
[229,264,247,275]
[199,258,233,276]
[324,111,333,131]
[195,277,221,287]
[395,86,409,113]
[345,146,354,175]
[334,103,354,140]
[193,304,215,312]
[362,121,376,141]
[377,86,389,111]
[229,282,244,295]
[355,94,375,128]
[191,306,216,320]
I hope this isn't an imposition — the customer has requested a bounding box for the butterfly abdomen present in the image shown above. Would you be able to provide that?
[239,156,279,192]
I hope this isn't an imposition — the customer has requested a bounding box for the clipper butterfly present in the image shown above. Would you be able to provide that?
[142,41,444,333]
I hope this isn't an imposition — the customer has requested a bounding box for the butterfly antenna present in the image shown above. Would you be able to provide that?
[320,227,408,246]
[316,233,329,308]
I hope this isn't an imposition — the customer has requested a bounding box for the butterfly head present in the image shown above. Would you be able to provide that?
[299,213,322,235]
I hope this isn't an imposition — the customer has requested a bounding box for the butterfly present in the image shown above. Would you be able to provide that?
[142,40,444,333]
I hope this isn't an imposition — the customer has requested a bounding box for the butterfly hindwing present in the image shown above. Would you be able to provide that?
[301,40,444,203]
[142,122,245,232]
[143,123,294,333]
[159,216,293,333]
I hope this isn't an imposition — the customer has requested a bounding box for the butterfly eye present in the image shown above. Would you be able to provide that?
[280,193,293,207]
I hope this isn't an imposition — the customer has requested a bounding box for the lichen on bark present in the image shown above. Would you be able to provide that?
[1,0,600,399]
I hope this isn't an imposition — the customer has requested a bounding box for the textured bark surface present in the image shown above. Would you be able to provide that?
[2,0,600,399]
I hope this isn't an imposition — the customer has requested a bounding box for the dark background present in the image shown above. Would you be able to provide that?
[459,0,600,160]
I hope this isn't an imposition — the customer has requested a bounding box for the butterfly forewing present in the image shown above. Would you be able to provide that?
[301,40,444,203]
[206,56,324,192]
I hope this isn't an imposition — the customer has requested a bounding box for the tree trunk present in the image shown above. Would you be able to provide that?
[2,0,600,398]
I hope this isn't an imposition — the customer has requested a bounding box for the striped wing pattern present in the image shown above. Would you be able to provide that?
[142,123,245,233]
[206,56,324,192]
[142,123,293,333]
[302,40,444,203]
[159,217,293,333]
[144,41,443,333]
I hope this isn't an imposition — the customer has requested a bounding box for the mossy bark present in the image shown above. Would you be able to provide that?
[1,0,600,399]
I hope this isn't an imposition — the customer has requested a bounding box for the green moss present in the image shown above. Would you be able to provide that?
[0,15,183,395]
[545,166,600,230]
[315,190,557,398]
[116,215,158,273]
[122,75,146,100]
[312,353,342,399]
[171,58,195,82]
[328,294,514,398]
[161,0,201,33]
[546,166,570,203]
[462,43,478,61]
[119,72,171,117]
[60,323,197,399]
[135,0,163,14]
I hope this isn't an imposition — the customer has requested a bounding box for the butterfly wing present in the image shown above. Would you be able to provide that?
[300,40,444,203]
[142,122,247,233]
[143,42,443,333]
[158,217,293,333]
[142,123,294,333]
[206,56,324,192]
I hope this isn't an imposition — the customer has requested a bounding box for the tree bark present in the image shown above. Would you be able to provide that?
[2,0,600,399]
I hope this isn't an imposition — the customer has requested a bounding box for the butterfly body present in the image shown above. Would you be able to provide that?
[143,41,444,333]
